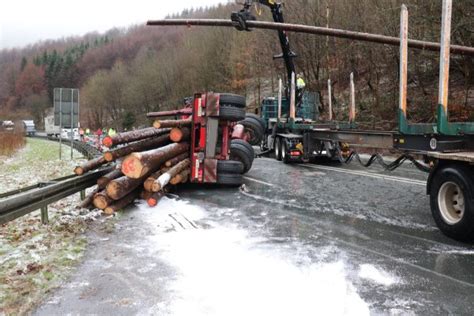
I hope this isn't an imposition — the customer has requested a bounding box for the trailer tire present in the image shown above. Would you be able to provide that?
[282,140,290,164]
[245,113,266,130]
[239,118,264,146]
[274,137,282,161]
[230,139,254,173]
[219,105,246,121]
[217,173,243,186]
[220,93,246,108]
[217,160,244,174]
[430,164,474,242]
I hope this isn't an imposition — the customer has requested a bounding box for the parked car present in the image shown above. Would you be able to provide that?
[22,120,36,136]
[0,120,15,132]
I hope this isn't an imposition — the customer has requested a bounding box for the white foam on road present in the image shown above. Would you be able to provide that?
[142,198,370,316]
[358,264,398,286]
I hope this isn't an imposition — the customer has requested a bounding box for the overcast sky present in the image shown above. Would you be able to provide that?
[0,0,227,49]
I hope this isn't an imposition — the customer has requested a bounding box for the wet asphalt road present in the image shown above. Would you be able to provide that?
[35,157,474,315]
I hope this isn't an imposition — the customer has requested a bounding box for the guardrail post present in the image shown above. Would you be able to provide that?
[349,72,356,124]
[41,206,49,224]
[328,79,333,121]
[80,189,86,200]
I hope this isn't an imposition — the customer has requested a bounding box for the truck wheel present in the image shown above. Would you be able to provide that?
[217,160,244,174]
[220,93,246,108]
[430,164,474,242]
[245,113,266,130]
[274,137,282,161]
[217,173,243,186]
[219,105,246,121]
[239,118,264,146]
[230,139,254,173]
[282,140,290,164]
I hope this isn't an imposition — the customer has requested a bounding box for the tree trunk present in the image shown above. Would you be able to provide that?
[93,191,114,209]
[78,188,100,209]
[152,159,190,192]
[104,190,139,215]
[97,169,123,189]
[153,118,192,129]
[164,152,189,167]
[102,127,171,148]
[147,192,165,207]
[121,143,189,179]
[74,156,107,175]
[169,127,191,143]
[106,175,148,200]
[103,134,170,162]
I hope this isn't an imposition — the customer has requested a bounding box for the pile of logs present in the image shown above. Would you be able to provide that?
[76,118,192,215]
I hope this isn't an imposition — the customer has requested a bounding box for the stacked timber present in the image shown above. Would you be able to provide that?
[75,124,192,214]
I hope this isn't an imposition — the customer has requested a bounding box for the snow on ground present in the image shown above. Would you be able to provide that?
[0,138,97,314]
[139,197,373,316]
[0,138,85,194]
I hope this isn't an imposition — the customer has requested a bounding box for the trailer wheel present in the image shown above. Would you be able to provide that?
[274,137,282,161]
[230,139,254,173]
[219,105,246,121]
[239,118,264,146]
[282,140,290,164]
[430,164,474,242]
[245,113,266,130]
[220,93,246,108]
[217,173,243,186]
[217,160,244,174]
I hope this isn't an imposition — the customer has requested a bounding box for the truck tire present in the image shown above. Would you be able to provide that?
[219,105,246,121]
[217,173,243,186]
[220,93,246,108]
[274,137,282,161]
[230,139,254,173]
[429,164,474,242]
[217,160,244,174]
[245,113,266,130]
[239,118,264,146]
[282,140,290,164]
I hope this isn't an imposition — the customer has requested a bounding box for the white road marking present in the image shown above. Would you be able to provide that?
[302,164,426,186]
[243,176,275,187]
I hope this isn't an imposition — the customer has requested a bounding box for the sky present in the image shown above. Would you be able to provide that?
[0,0,227,49]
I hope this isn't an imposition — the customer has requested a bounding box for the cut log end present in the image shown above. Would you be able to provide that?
[103,207,115,215]
[103,136,113,147]
[153,120,161,129]
[121,155,146,179]
[106,181,120,200]
[169,127,190,143]
[93,194,109,210]
[151,182,162,193]
[74,167,84,175]
[104,152,114,162]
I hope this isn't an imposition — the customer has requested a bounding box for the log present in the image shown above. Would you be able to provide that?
[102,127,171,148]
[106,175,149,201]
[170,168,190,185]
[103,134,170,162]
[147,192,165,207]
[74,157,107,175]
[164,152,189,167]
[143,169,164,192]
[97,169,123,189]
[93,191,114,210]
[152,159,190,192]
[104,191,139,215]
[121,143,189,179]
[140,190,154,201]
[181,173,190,184]
[78,187,100,209]
[147,108,193,118]
[153,119,192,129]
[170,127,191,143]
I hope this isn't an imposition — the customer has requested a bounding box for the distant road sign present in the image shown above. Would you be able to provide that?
[54,88,79,128]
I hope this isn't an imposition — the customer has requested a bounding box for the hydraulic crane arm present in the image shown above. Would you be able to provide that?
[232,0,297,91]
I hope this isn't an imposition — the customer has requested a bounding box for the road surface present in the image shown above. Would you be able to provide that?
[35,157,474,315]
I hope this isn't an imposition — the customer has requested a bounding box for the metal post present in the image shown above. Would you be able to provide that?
[80,189,86,200]
[278,78,282,121]
[41,205,49,224]
[399,4,409,133]
[328,79,333,121]
[71,89,74,159]
[59,88,63,160]
[349,72,355,123]
[437,0,452,135]
[290,72,296,121]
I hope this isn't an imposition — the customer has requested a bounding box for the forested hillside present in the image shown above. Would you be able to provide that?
[0,0,473,130]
